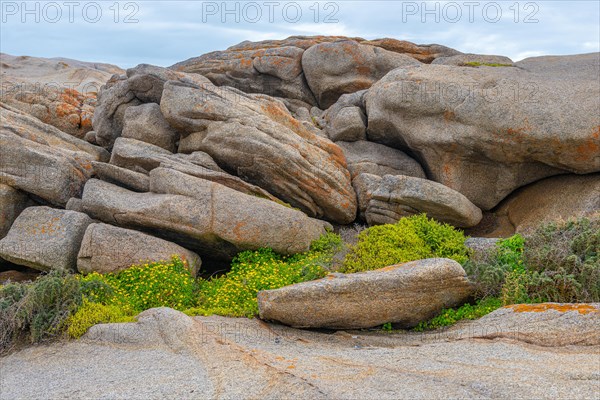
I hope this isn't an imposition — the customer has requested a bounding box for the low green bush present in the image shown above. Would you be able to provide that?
[78,256,198,313]
[0,270,82,352]
[465,218,599,305]
[190,234,340,317]
[413,297,502,331]
[340,214,470,273]
[67,301,134,339]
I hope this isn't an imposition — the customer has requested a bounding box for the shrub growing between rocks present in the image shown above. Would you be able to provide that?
[464,218,599,305]
[0,270,82,352]
[188,233,341,317]
[340,214,470,273]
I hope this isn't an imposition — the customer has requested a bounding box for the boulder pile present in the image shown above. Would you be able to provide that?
[1,36,598,282]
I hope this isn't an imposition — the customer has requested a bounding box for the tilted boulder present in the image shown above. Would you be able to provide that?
[492,173,600,234]
[77,223,201,275]
[302,40,420,108]
[366,175,483,227]
[0,207,92,271]
[258,258,473,329]
[366,53,600,209]
[81,176,329,260]
[0,184,29,239]
[161,80,357,223]
[91,162,150,193]
[0,104,109,206]
[109,137,278,201]
[337,141,426,179]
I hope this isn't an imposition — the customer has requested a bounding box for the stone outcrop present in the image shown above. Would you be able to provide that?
[121,102,179,152]
[258,258,473,329]
[77,223,202,275]
[0,53,123,138]
[0,207,92,271]
[365,53,600,209]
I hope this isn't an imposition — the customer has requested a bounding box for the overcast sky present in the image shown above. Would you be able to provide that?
[1,1,599,67]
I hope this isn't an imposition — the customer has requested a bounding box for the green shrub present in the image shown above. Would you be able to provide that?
[465,218,599,305]
[413,297,502,331]
[464,234,525,299]
[67,301,134,339]
[340,214,470,273]
[78,256,198,313]
[0,270,82,352]
[192,246,329,317]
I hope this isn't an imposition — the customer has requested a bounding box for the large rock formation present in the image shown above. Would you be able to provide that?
[77,223,202,275]
[365,53,600,210]
[0,207,92,271]
[0,53,123,138]
[162,79,357,223]
[258,258,473,329]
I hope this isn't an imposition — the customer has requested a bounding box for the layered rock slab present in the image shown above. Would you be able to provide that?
[0,207,92,271]
[77,223,201,275]
[258,258,473,329]
[80,175,329,260]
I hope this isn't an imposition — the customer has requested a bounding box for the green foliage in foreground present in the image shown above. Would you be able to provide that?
[78,256,198,314]
[412,297,503,331]
[0,270,82,351]
[464,62,513,67]
[340,214,470,273]
[67,301,134,339]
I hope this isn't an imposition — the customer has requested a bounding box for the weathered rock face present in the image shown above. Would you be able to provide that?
[0,207,92,271]
[0,53,123,138]
[162,80,357,223]
[91,64,210,148]
[337,141,426,179]
[358,174,482,227]
[121,103,179,152]
[108,137,278,201]
[493,173,600,234]
[302,40,421,108]
[172,44,317,105]
[81,175,329,260]
[365,53,600,210]
[91,161,150,192]
[258,258,473,329]
[0,184,29,239]
[470,303,600,346]
[0,104,109,206]
[77,223,201,275]
[172,36,460,109]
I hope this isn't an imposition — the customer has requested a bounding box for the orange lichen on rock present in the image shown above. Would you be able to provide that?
[506,303,599,315]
